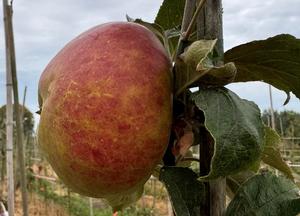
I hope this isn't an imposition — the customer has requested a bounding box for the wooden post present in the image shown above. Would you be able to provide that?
[2,0,15,215]
[197,0,226,215]
[3,2,29,216]
[167,195,174,216]
[0,130,6,188]
[21,86,27,121]
[89,198,94,216]
[268,85,276,130]
[21,87,28,167]
[152,178,156,210]
[67,189,71,214]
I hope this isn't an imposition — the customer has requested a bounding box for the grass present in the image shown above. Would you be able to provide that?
[29,177,154,216]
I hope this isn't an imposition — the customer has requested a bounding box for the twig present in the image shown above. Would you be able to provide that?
[183,0,207,41]
[174,0,207,60]
[181,0,196,33]
[32,174,57,182]
[173,0,196,61]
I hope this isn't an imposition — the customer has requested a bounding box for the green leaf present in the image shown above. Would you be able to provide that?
[227,171,256,198]
[175,40,236,95]
[182,40,218,70]
[192,88,264,179]
[226,172,300,216]
[154,1,200,57]
[165,27,181,39]
[126,16,164,40]
[262,126,294,180]
[224,34,300,102]
[165,26,182,56]
[159,167,205,216]
[155,0,186,31]
[127,15,183,58]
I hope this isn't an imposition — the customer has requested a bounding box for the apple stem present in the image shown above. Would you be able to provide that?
[176,156,200,165]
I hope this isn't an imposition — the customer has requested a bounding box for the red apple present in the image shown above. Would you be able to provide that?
[37,22,172,198]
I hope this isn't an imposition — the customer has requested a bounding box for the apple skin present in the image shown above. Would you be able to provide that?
[37,22,172,198]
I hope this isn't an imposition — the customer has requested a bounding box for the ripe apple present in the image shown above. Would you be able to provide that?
[37,22,172,198]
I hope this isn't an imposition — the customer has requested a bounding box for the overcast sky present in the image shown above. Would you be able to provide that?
[0,0,299,126]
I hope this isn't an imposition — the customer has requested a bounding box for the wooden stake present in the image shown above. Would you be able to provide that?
[2,2,29,216]
[197,0,226,215]
[268,85,276,130]
[2,0,15,215]
[89,198,94,216]
[21,86,27,121]
[0,129,6,193]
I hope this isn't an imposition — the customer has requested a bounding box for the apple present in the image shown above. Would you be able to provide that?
[37,22,172,199]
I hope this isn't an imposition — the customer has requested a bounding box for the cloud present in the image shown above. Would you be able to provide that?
[0,0,164,126]
[227,82,300,112]
[223,0,300,49]
[222,0,300,112]
[0,1,162,73]
[0,0,299,124]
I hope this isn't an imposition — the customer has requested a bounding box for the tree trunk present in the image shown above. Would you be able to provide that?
[197,0,226,215]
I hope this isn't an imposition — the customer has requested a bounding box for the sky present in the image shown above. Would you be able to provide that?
[0,0,299,127]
